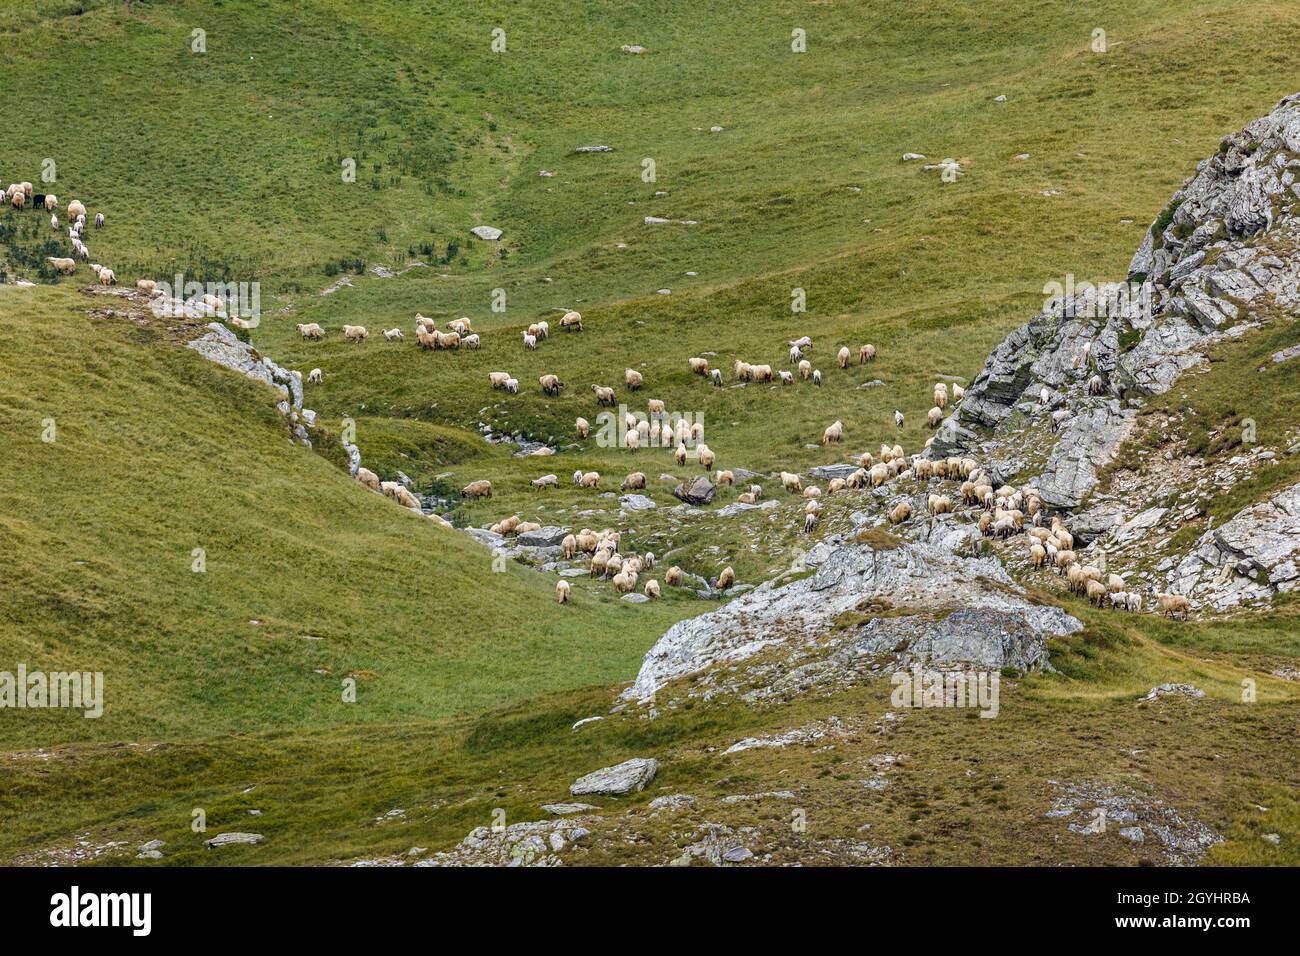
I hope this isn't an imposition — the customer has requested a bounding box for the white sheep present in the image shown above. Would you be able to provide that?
[711,368,723,386]
[895,410,904,429]
[307,368,323,384]
[822,420,843,444]
[812,369,822,385]
[556,580,571,603]
[343,325,368,342]
[95,212,105,229]
[383,328,404,342]
[625,368,643,390]
[837,346,851,368]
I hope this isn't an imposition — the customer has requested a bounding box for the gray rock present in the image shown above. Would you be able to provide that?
[205,832,264,848]
[809,464,860,481]
[673,476,716,505]
[541,803,597,816]
[517,526,570,547]
[575,145,614,153]
[470,225,502,241]
[1143,683,1205,701]
[570,757,658,796]
[619,494,657,511]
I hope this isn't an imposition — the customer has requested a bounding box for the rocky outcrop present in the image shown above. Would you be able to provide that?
[673,476,715,505]
[569,758,658,796]
[623,524,1082,702]
[1168,481,1300,611]
[945,93,1300,512]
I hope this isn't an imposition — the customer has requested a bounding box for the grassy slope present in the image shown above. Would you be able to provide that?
[1,0,1299,864]
[0,286,687,744]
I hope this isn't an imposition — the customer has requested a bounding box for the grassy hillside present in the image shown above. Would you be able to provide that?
[2,0,1299,865]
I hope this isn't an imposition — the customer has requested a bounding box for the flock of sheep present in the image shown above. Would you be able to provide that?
[289,308,1195,617]
[4,181,112,281]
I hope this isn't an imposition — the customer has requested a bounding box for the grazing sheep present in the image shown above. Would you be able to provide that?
[927,494,953,515]
[755,364,775,382]
[716,470,734,486]
[1127,593,1143,613]
[780,471,803,493]
[1086,579,1108,606]
[572,417,590,440]
[45,257,76,274]
[716,566,736,591]
[136,279,157,295]
[1106,573,1126,593]
[895,410,904,429]
[1039,387,1051,405]
[789,344,803,364]
[837,346,851,368]
[307,368,323,384]
[737,492,756,504]
[536,321,549,339]
[927,406,943,428]
[933,383,948,409]
[8,190,23,210]
[44,194,57,211]
[706,367,722,387]
[804,512,818,533]
[95,212,105,229]
[888,501,913,524]
[749,484,763,500]
[674,443,688,466]
[798,359,811,381]
[577,471,601,488]
[356,467,381,491]
[343,324,369,343]
[523,332,537,350]
[504,378,519,394]
[625,368,643,390]
[952,384,964,402]
[612,569,637,594]
[621,471,646,490]
[696,443,715,471]
[462,479,493,499]
[533,474,559,489]
[1157,594,1190,620]
[67,200,86,220]
[1030,543,1047,569]
[665,566,685,587]
[822,420,844,444]
[859,344,876,364]
[50,214,58,230]
[625,428,641,451]
[1109,591,1129,610]
[1088,374,1104,396]
[489,371,511,389]
[447,317,473,335]
[560,310,583,331]
[913,458,932,481]
[647,399,666,415]
[297,323,325,340]
[778,370,794,385]
[556,580,571,604]
[826,478,846,494]
[590,384,615,406]
[812,369,822,386]
[734,360,753,381]
[540,374,565,396]
[644,579,661,599]
[688,357,710,376]
[1054,550,1076,574]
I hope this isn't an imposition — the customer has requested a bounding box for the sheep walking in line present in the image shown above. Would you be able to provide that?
[343,324,368,342]
[556,580,571,604]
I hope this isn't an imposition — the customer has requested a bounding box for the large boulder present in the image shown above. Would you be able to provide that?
[673,476,715,505]
[570,758,659,796]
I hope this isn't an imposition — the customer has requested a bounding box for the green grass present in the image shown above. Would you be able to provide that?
[2,0,1299,865]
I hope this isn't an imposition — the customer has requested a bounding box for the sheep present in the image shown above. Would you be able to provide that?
[50,214,58,230]
[44,194,57,211]
[1030,543,1047,569]
[838,346,851,368]
[489,371,511,389]
[560,310,583,331]
[933,383,948,409]
[780,471,803,493]
[826,478,846,494]
[1109,591,1129,611]
[556,580,571,604]
[447,317,473,335]
[697,443,715,471]
[19,182,31,200]
[913,458,933,481]
[674,443,688,466]
[296,323,325,340]
[1051,409,1072,432]
[789,344,803,364]
[869,463,889,487]
[789,336,812,350]
[952,384,964,402]
[716,566,736,591]
[734,360,753,381]
[665,566,685,587]
[504,378,519,394]
[1088,374,1104,396]
[888,501,913,524]
[8,190,23,210]
[1106,573,1126,593]
[822,420,844,444]
[802,486,822,500]
[749,484,763,500]
[375,328,401,344]
[927,406,943,428]
[462,479,493,499]
[859,344,876,364]
[625,428,641,451]
[737,492,756,504]
[533,474,559,489]
[612,570,638,594]
[536,321,549,339]
[1157,594,1190,620]
[647,399,666,415]
[307,368,323,384]
[590,551,611,578]
[577,471,601,488]
[688,357,710,376]
[895,410,904,429]
[716,470,734,486]
[812,369,822,386]
[625,368,644,390]
[95,212,105,229]
[523,332,538,350]
[621,471,646,490]
[691,421,704,442]
[356,467,381,490]
[136,279,157,295]
[67,200,86,219]
[752,364,773,383]
[95,267,116,286]
[590,384,616,406]
[1055,550,1076,574]
[927,494,953,515]
[45,257,76,274]
[798,359,811,381]
[540,375,565,396]
[1085,579,1108,606]
[804,512,818,533]
[708,368,723,386]
[778,370,794,385]
[343,324,369,343]
[1126,593,1143,613]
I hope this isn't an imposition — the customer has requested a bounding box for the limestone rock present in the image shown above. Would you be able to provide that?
[569,758,658,796]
